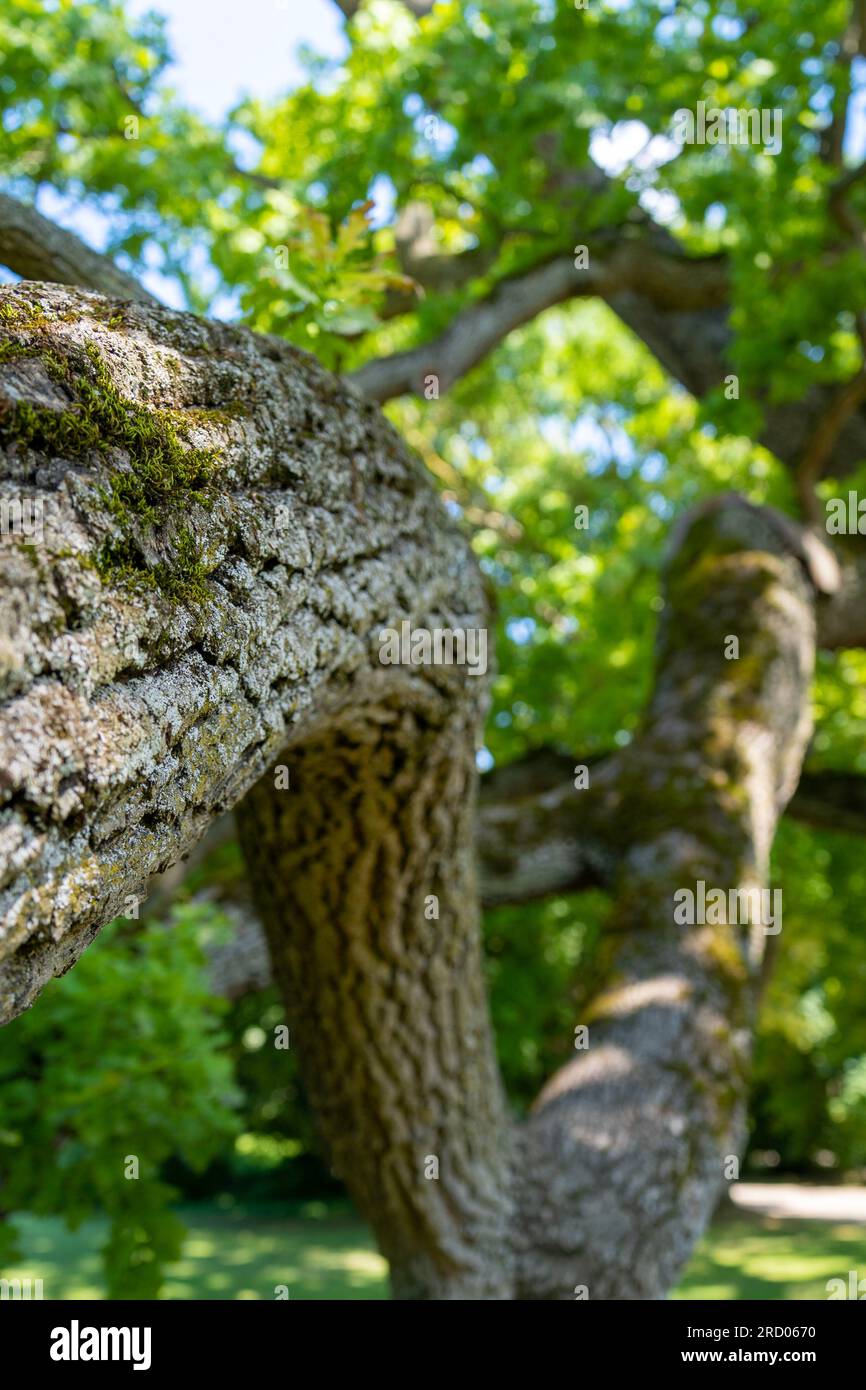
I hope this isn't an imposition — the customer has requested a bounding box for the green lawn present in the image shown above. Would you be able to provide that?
[4,1203,389,1301]
[3,1203,863,1300]
[674,1209,866,1301]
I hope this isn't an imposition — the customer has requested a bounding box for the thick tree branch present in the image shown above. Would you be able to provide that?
[0,192,157,304]
[7,189,866,505]
[197,742,866,1002]
[350,240,729,401]
[0,276,516,1300]
[236,699,512,1298]
[0,280,487,1029]
[514,493,832,1298]
[796,363,866,523]
[354,203,866,490]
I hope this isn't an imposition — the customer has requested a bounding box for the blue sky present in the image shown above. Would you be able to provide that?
[125,0,347,122]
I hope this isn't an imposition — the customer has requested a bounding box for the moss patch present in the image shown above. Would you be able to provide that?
[0,300,49,328]
[0,340,35,363]
[1,337,222,603]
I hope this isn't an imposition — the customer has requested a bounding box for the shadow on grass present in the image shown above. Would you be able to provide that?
[674,1211,865,1301]
[4,1203,388,1301]
[4,1203,862,1300]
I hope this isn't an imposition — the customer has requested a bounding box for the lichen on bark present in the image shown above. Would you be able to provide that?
[514,497,825,1300]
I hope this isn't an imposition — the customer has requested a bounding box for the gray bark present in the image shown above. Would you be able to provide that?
[350,244,729,403]
[0,281,488,1027]
[515,496,828,1298]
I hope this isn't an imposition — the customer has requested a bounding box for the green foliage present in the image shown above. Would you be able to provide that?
[389,298,794,761]
[0,906,240,1297]
[165,985,342,1205]
[236,199,416,367]
[751,821,866,1171]
[3,0,865,420]
[484,890,609,1108]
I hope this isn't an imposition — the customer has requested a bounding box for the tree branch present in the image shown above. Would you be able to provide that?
[0,279,486,1026]
[379,200,499,318]
[515,493,831,1298]
[350,238,729,401]
[195,748,866,1002]
[353,201,866,492]
[0,192,156,303]
[796,362,866,524]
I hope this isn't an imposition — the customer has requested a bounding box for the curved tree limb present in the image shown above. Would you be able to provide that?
[193,489,843,1298]
[514,494,833,1299]
[7,187,866,504]
[0,281,488,1027]
[0,282,848,1300]
[236,700,513,1298]
[0,193,157,304]
[350,241,729,402]
[0,277,516,1299]
[353,208,866,488]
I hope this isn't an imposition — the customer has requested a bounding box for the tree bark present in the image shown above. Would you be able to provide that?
[236,705,513,1299]
[0,281,488,1029]
[198,755,866,999]
[514,497,827,1299]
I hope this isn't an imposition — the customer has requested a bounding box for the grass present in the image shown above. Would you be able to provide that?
[4,1203,388,1302]
[3,1203,863,1300]
[674,1209,866,1301]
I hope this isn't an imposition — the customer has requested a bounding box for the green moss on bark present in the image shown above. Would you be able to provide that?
[1,337,222,603]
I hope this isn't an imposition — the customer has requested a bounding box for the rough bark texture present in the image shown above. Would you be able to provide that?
[514,497,825,1299]
[199,755,865,998]
[0,281,487,1027]
[236,705,513,1299]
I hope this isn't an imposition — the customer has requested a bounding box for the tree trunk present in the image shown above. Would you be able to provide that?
[0,283,838,1300]
[236,705,513,1299]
